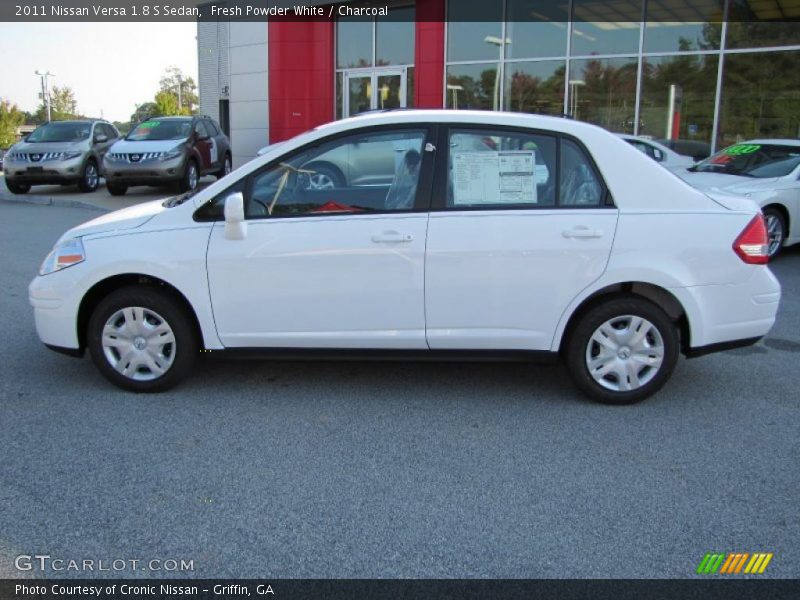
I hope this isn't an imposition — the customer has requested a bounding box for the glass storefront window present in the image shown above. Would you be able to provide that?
[571,0,642,56]
[505,1,569,59]
[568,57,638,132]
[446,63,500,110]
[639,54,718,151]
[337,17,372,69]
[504,60,566,115]
[376,6,415,66]
[643,1,723,52]
[446,2,503,62]
[717,50,800,147]
[726,0,800,48]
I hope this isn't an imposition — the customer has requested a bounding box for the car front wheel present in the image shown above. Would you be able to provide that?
[5,180,30,194]
[87,286,197,392]
[179,159,199,192]
[763,207,786,258]
[106,182,128,196]
[77,160,100,192]
[566,297,679,405]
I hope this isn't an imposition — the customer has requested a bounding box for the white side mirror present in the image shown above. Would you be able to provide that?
[224,192,247,240]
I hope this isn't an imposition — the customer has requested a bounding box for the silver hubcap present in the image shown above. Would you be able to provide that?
[585,315,665,392]
[765,214,783,256]
[102,307,176,381]
[224,158,231,175]
[307,173,335,190]
[85,163,98,188]
[188,165,198,189]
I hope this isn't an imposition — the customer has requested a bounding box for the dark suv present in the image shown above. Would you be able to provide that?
[103,115,232,195]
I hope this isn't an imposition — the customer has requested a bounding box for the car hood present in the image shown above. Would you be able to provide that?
[678,170,779,193]
[11,140,87,154]
[109,139,188,153]
[58,199,166,242]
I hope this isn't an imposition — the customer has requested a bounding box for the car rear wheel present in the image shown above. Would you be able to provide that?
[763,207,786,258]
[5,180,30,194]
[179,159,199,193]
[106,182,128,196]
[87,286,197,392]
[77,160,100,193]
[216,155,232,180]
[566,297,679,405]
[303,164,344,190]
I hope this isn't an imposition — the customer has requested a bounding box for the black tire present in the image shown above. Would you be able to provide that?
[77,159,100,193]
[565,296,679,405]
[178,159,199,193]
[106,182,128,196]
[5,179,30,194]
[87,286,198,392]
[763,207,786,258]
[215,154,232,180]
[303,163,345,190]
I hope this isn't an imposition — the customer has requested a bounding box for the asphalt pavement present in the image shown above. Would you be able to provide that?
[0,200,798,579]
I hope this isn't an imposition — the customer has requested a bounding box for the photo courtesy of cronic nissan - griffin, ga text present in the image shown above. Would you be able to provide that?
[28,110,781,405]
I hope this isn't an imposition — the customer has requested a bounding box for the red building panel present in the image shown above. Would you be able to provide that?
[414,0,445,108]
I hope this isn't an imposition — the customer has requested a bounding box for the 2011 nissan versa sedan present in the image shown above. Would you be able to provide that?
[28,110,781,404]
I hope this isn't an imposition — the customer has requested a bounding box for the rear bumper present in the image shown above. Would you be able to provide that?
[673,266,781,350]
[684,336,762,358]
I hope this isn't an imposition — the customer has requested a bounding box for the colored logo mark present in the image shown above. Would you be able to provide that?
[696,552,773,575]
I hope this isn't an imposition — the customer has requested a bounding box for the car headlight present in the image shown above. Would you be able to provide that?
[105,153,123,163]
[39,238,86,276]
[159,149,182,161]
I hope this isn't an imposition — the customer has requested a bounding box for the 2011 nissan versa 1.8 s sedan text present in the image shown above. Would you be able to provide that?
[28,110,781,404]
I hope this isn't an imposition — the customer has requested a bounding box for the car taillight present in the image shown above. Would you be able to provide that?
[733,214,769,264]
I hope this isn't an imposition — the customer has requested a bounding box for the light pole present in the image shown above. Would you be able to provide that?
[568,79,585,119]
[484,36,511,111]
[35,70,54,122]
[447,84,464,109]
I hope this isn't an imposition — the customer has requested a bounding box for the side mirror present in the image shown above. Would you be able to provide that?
[653,148,665,162]
[224,192,247,240]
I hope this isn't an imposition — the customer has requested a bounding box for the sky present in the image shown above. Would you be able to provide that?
[0,22,198,122]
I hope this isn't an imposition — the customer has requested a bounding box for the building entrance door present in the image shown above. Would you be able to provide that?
[344,68,407,117]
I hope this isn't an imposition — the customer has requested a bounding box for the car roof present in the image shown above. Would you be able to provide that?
[738,139,800,147]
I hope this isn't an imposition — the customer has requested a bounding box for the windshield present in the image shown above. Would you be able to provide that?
[27,122,91,143]
[693,143,800,177]
[127,119,192,141]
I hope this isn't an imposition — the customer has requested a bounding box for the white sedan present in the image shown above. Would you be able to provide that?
[677,139,800,257]
[617,134,695,173]
[28,110,780,404]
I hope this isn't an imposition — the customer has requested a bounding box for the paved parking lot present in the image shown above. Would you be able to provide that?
[0,200,798,579]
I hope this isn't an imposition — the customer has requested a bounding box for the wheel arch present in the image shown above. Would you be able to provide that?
[556,282,692,355]
[77,273,204,351]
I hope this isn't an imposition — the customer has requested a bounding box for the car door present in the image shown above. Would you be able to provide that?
[205,126,435,348]
[193,120,214,172]
[425,126,619,351]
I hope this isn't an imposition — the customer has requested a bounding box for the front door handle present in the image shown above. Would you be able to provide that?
[372,231,414,243]
[562,226,603,239]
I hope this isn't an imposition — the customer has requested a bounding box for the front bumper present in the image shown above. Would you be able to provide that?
[103,155,185,185]
[29,269,84,352]
[4,156,85,184]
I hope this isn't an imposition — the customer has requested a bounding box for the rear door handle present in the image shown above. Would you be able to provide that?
[372,231,414,243]
[562,227,603,239]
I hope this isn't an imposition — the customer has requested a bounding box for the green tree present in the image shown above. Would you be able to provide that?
[36,85,81,121]
[0,99,26,148]
[154,90,180,116]
[158,66,198,114]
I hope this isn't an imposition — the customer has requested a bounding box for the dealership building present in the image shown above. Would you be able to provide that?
[197,0,800,166]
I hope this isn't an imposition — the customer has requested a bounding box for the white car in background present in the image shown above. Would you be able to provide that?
[617,134,695,173]
[678,140,800,257]
[28,110,779,405]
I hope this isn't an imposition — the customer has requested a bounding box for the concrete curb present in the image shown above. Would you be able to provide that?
[0,191,109,212]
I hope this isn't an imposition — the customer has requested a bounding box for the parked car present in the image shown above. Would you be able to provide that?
[657,138,711,162]
[0,147,5,171]
[29,110,779,404]
[678,139,800,257]
[3,120,119,194]
[103,115,231,195]
[617,134,695,172]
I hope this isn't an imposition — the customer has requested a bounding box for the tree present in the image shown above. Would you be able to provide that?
[158,66,198,114]
[36,85,81,121]
[130,102,158,124]
[154,90,180,116]
[0,99,25,148]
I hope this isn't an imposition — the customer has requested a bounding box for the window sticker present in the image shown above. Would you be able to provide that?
[725,144,761,156]
[138,121,159,129]
[452,151,537,205]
